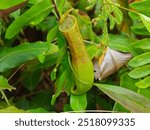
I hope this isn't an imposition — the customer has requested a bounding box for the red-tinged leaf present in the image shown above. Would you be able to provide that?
[0,0,28,18]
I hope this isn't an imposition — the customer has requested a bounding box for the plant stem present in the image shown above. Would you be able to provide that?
[101,0,109,46]
[84,40,98,45]
[8,64,24,81]
[52,0,60,20]
[0,90,10,106]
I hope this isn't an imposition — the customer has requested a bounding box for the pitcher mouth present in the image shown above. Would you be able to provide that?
[59,15,76,32]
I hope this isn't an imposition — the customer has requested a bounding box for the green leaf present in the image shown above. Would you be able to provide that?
[113,6,123,25]
[139,14,150,32]
[113,102,130,112]
[95,95,112,110]
[109,43,135,56]
[138,88,150,99]
[27,108,48,113]
[15,98,30,110]
[86,44,99,59]
[28,0,43,5]
[130,1,150,13]
[63,104,73,112]
[0,0,26,9]
[120,72,138,92]
[132,38,150,51]
[129,12,140,20]
[30,91,53,111]
[0,42,58,72]
[0,101,9,109]
[136,76,150,89]
[47,25,59,43]
[26,53,58,71]
[0,106,26,113]
[129,65,150,79]
[51,67,71,105]
[77,0,89,12]
[95,83,150,112]
[0,75,15,91]
[70,93,87,111]
[109,14,116,30]
[50,68,57,81]
[22,70,41,91]
[63,72,74,95]
[58,0,65,16]
[0,0,27,18]
[10,9,21,19]
[38,16,57,31]
[50,45,67,82]
[129,1,150,18]
[128,52,150,67]
[109,34,138,56]
[131,26,150,36]
[74,9,99,42]
[57,32,66,48]
[37,53,46,63]
[55,45,67,68]
[129,11,150,36]
[5,0,53,39]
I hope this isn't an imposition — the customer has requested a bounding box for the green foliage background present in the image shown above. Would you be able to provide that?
[0,0,150,112]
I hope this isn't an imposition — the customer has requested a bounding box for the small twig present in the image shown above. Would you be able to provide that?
[83,40,98,45]
[52,0,60,20]
[8,64,24,81]
[15,89,47,100]
[0,90,10,106]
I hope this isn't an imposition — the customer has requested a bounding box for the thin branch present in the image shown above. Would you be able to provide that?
[0,90,10,106]
[52,0,60,20]
[15,89,47,100]
[8,64,24,81]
